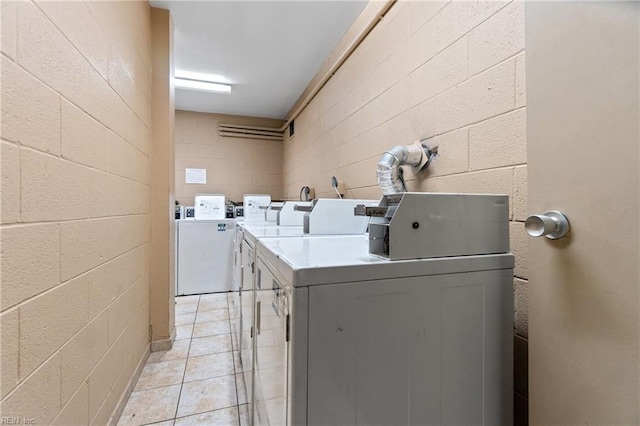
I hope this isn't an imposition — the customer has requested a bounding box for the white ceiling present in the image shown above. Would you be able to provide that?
[149,1,368,119]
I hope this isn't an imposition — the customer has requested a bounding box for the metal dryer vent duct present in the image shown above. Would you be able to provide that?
[376,141,437,194]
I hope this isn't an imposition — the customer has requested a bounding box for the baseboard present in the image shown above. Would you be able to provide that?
[109,343,150,426]
[150,325,176,352]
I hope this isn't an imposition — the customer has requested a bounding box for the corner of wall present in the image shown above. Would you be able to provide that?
[149,6,176,347]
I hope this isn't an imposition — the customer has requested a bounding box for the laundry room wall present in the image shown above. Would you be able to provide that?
[175,111,284,205]
[1,1,152,424]
[282,0,528,420]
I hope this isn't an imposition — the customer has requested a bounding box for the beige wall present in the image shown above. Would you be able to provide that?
[149,8,175,349]
[283,0,528,416]
[1,1,152,424]
[175,111,284,205]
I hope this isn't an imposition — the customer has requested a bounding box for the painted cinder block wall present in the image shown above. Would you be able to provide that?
[1,1,153,424]
[282,0,529,418]
[174,110,284,205]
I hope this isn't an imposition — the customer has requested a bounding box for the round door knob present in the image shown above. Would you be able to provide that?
[524,211,570,239]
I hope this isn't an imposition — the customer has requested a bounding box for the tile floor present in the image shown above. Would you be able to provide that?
[118,293,249,426]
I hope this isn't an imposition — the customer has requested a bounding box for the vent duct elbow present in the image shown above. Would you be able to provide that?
[376,141,437,194]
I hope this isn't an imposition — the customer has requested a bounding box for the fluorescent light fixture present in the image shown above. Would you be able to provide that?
[174,78,231,94]
[175,70,231,84]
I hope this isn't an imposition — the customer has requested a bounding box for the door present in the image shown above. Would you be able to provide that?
[253,258,289,426]
[240,239,255,419]
[526,3,639,424]
[231,228,243,349]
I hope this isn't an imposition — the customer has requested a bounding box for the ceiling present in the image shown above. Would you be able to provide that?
[149,1,368,120]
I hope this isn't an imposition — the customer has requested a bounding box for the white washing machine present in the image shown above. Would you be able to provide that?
[176,219,236,295]
[251,193,514,426]
[253,235,514,426]
[233,199,378,422]
[236,223,307,415]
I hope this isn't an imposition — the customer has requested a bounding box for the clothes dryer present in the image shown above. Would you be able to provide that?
[253,235,514,426]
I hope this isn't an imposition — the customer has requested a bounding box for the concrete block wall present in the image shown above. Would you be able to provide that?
[1,1,152,424]
[175,110,284,205]
[283,0,529,420]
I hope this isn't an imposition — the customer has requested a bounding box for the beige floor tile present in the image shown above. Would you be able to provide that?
[117,384,181,426]
[195,309,229,323]
[118,294,245,425]
[235,374,248,405]
[174,406,239,426]
[135,359,187,391]
[175,312,196,326]
[177,375,237,418]
[198,294,228,312]
[175,324,193,341]
[189,334,232,357]
[197,302,228,313]
[176,303,198,315]
[239,404,250,426]
[184,352,234,383]
[148,340,191,364]
[192,320,230,338]
[200,293,228,302]
[176,295,200,305]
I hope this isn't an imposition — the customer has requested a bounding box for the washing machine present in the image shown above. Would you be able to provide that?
[251,193,514,426]
[236,224,307,411]
[234,198,378,422]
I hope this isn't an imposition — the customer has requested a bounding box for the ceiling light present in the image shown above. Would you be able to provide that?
[175,70,231,84]
[174,78,232,94]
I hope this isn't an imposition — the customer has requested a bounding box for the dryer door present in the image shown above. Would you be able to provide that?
[254,258,289,426]
[240,239,255,420]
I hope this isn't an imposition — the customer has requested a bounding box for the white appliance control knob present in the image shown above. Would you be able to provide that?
[524,211,570,240]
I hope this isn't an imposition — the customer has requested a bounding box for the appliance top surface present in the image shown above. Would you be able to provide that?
[259,235,382,267]
[177,218,237,224]
[238,222,279,234]
[257,235,515,287]
[245,226,305,238]
[238,220,277,229]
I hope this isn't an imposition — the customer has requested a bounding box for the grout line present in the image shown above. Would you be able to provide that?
[322,3,515,139]
[0,240,150,314]
[513,51,517,109]
[0,212,151,229]
[58,95,62,157]
[2,54,150,160]
[18,143,151,185]
[172,295,198,421]
[30,1,151,132]
[122,294,240,423]
[283,103,527,180]
[228,292,243,426]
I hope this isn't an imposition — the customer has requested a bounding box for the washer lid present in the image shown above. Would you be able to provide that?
[257,235,515,287]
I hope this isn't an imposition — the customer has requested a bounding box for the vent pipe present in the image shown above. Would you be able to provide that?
[376,141,437,194]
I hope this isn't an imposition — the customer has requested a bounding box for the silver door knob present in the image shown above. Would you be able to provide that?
[524,211,570,239]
